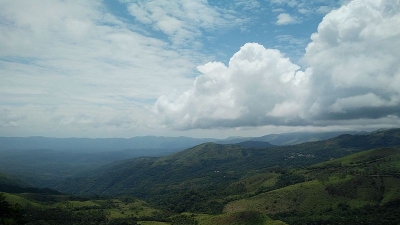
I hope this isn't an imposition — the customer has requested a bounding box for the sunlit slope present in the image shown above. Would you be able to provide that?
[224,147,400,215]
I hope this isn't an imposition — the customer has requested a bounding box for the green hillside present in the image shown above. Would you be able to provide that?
[224,147,400,224]
[193,211,288,225]
[57,129,400,201]
[1,190,170,225]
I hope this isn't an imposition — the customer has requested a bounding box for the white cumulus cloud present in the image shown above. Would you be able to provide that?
[155,0,400,130]
[304,0,400,121]
[154,43,309,129]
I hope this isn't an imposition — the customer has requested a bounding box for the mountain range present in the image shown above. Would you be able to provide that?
[56,129,400,206]
[0,131,362,187]
[0,130,365,152]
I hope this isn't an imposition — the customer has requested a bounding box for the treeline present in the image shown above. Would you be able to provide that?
[272,199,400,225]
[0,183,61,195]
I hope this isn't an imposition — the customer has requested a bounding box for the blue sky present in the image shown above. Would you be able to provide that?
[1,0,399,138]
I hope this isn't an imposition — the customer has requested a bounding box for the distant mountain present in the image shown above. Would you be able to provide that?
[249,131,367,145]
[0,129,393,189]
[216,131,366,146]
[215,136,253,144]
[0,136,221,187]
[0,131,365,154]
[0,136,217,152]
[0,147,187,187]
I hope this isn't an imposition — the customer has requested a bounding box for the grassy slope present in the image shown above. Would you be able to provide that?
[3,192,44,208]
[191,211,288,225]
[3,192,165,223]
[231,172,280,193]
[224,147,400,215]
[106,199,162,219]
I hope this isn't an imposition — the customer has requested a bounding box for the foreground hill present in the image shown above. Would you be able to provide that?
[225,147,400,224]
[56,129,400,213]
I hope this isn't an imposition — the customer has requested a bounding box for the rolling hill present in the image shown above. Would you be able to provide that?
[55,129,400,213]
[1,128,400,224]
[224,147,400,224]
[0,130,372,188]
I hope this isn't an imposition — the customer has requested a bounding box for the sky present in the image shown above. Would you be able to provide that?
[1,0,400,138]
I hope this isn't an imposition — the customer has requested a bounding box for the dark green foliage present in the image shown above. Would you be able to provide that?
[208,211,271,225]
[107,218,138,225]
[253,169,306,195]
[325,176,384,201]
[137,210,172,222]
[229,211,269,225]
[152,190,224,214]
[274,171,305,188]
[21,205,140,225]
[0,183,61,195]
[170,214,198,225]
[22,206,107,225]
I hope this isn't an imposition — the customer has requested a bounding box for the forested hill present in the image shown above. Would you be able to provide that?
[1,129,400,224]
[2,146,399,224]
[56,128,400,199]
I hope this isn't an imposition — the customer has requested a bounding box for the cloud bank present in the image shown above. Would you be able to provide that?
[0,0,220,137]
[1,0,283,138]
[154,0,400,130]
